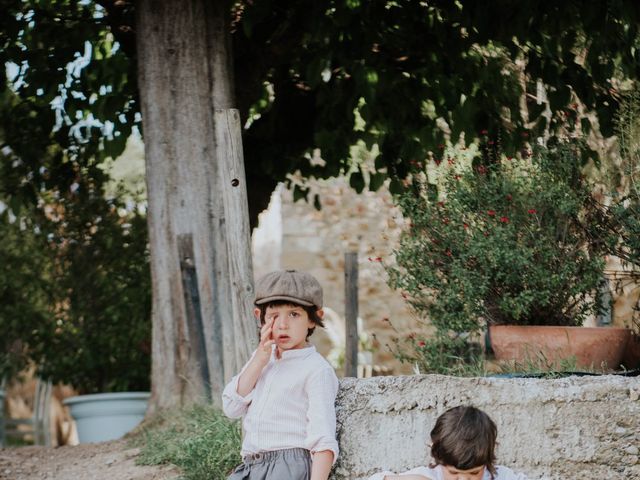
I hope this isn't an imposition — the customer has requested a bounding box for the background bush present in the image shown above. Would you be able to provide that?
[0,171,151,393]
[386,142,606,372]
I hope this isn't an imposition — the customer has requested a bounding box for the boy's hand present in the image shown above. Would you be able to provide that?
[256,317,275,361]
[235,317,275,397]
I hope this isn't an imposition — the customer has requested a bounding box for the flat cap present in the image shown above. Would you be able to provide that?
[254,269,323,309]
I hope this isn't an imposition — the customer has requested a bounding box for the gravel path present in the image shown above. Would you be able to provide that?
[0,439,181,480]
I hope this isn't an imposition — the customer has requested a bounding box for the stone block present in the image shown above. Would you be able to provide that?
[333,375,640,480]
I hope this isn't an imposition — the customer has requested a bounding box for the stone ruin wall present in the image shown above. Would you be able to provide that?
[252,178,415,374]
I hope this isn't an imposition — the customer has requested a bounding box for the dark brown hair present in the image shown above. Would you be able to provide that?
[430,406,497,477]
[257,301,324,338]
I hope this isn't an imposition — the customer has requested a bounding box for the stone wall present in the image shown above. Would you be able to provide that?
[333,374,640,480]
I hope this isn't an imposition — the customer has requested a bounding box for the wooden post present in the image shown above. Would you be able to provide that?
[344,252,359,377]
[178,234,213,402]
[215,109,259,374]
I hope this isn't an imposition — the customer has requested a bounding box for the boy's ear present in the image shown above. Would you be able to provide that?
[254,307,262,321]
[316,308,324,319]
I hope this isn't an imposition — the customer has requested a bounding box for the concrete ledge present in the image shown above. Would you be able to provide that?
[333,375,640,480]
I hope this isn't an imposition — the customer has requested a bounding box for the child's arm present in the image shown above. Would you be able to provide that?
[305,367,340,479]
[310,450,334,480]
[221,318,275,418]
[236,317,275,396]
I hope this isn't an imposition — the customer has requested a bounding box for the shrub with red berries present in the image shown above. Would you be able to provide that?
[385,141,606,373]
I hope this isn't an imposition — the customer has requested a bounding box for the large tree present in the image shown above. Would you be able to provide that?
[2,0,640,409]
[135,0,256,409]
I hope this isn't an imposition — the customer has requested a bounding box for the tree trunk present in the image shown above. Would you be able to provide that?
[136,0,256,412]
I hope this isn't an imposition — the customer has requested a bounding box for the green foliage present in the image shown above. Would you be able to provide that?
[0,0,137,213]
[38,189,151,393]
[389,329,486,377]
[134,405,242,480]
[0,3,146,393]
[596,90,640,278]
[0,213,54,381]
[0,169,151,393]
[586,90,640,333]
[3,2,640,219]
[497,353,579,377]
[386,141,606,372]
[236,0,640,195]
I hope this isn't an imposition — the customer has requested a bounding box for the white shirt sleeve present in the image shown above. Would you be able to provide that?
[367,466,437,480]
[221,350,257,419]
[304,366,340,463]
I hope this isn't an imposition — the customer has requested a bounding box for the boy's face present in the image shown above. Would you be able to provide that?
[256,304,321,352]
[440,465,485,480]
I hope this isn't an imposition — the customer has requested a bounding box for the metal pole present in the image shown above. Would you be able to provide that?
[344,252,359,377]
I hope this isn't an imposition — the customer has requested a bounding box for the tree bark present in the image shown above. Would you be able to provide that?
[136,0,256,411]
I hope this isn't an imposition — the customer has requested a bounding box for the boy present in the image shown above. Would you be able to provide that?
[222,269,339,480]
[368,406,528,480]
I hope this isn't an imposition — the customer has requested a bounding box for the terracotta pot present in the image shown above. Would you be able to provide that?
[622,333,640,369]
[489,325,631,370]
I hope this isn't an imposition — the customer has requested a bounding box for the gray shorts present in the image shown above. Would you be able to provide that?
[227,448,312,480]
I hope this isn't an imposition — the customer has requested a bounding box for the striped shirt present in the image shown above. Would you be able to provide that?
[222,345,339,463]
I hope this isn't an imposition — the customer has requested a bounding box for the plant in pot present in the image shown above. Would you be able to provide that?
[589,91,640,369]
[387,140,629,373]
[1,175,152,443]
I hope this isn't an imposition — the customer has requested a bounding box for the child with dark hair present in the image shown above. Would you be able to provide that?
[368,406,528,480]
[223,269,339,480]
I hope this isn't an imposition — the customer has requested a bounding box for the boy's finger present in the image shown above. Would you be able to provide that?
[260,320,272,334]
[260,326,272,342]
[260,318,274,333]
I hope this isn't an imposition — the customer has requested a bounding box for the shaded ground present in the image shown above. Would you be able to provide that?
[0,439,181,480]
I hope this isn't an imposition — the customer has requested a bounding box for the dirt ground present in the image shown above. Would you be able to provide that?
[0,439,181,480]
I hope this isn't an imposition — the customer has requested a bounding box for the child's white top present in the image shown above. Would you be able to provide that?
[222,345,339,462]
[368,464,529,480]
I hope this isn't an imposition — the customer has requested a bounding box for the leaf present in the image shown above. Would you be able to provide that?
[425,183,438,203]
[369,172,386,191]
[389,177,404,195]
[548,85,571,112]
[103,133,128,160]
[242,14,254,37]
[306,57,328,89]
[349,168,365,193]
[374,152,388,171]
[293,184,309,202]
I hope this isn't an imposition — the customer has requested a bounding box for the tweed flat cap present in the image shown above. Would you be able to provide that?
[254,269,323,309]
